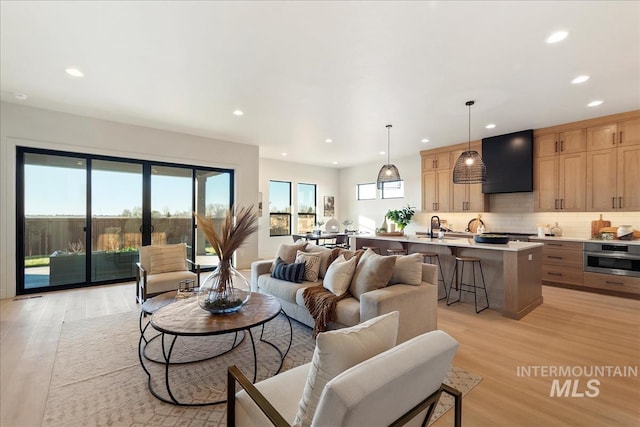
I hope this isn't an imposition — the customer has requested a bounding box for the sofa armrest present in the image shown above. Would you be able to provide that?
[422,263,438,285]
[360,282,438,344]
[251,260,274,292]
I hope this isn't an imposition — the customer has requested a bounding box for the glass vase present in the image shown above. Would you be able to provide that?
[198,260,251,314]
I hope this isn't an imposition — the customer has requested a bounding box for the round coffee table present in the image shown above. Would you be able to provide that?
[138,292,292,406]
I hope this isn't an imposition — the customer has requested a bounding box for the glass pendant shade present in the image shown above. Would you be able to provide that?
[453,100,487,184]
[376,124,401,189]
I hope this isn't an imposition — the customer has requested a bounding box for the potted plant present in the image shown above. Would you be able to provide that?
[386,205,416,231]
[342,218,353,233]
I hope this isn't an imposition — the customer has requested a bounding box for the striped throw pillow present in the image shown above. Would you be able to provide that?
[271,257,305,283]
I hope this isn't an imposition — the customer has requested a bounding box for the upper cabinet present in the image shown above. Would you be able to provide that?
[534,130,586,211]
[586,118,640,211]
[422,152,451,170]
[535,129,586,157]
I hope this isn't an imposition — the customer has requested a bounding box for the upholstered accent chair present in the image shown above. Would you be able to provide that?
[227,321,461,427]
[135,243,200,303]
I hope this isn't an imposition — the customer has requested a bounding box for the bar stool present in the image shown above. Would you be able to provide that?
[446,256,489,313]
[386,248,407,256]
[417,251,447,300]
[362,246,381,255]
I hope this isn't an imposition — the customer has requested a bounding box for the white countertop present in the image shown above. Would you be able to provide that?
[530,236,640,246]
[354,234,543,252]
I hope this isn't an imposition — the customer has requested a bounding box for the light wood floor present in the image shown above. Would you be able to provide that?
[1,283,638,426]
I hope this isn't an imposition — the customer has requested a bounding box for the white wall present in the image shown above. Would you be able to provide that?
[339,154,423,235]
[258,158,340,259]
[0,102,259,299]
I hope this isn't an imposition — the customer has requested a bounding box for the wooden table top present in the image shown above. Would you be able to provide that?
[150,292,281,336]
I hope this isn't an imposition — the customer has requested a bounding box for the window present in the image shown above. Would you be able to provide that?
[382,180,404,199]
[269,180,291,236]
[297,183,316,233]
[357,183,376,200]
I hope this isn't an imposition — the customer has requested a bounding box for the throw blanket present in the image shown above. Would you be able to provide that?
[302,286,348,337]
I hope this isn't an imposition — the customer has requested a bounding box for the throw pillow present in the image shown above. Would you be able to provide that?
[270,242,308,272]
[295,250,322,282]
[271,257,305,283]
[148,243,188,274]
[349,248,396,300]
[304,244,334,278]
[322,254,357,296]
[389,253,424,285]
[292,311,400,427]
[327,247,364,268]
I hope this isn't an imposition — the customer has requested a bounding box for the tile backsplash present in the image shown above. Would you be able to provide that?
[413,193,639,238]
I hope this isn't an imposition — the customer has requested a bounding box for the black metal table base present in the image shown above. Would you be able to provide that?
[138,309,293,406]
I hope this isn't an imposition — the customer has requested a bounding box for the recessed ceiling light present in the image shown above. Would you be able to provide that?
[379,151,386,155]
[65,67,84,77]
[325,139,333,143]
[233,109,244,116]
[485,123,496,129]
[587,100,603,107]
[331,161,338,165]
[572,75,590,84]
[546,31,568,44]
[14,93,28,100]
[281,152,287,156]
[421,138,429,143]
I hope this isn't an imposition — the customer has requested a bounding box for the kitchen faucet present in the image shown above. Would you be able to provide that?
[430,216,441,238]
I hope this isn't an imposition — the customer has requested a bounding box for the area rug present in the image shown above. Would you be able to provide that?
[42,311,481,426]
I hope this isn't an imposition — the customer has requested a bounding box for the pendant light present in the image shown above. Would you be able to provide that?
[453,100,486,184]
[376,124,402,189]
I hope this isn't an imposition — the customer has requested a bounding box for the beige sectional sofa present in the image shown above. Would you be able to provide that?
[250,243,438,343]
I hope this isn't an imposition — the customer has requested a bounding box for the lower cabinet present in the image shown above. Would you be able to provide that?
[536,240,584,285]
[583,272,640,295]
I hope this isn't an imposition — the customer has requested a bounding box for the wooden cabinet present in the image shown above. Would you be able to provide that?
[586,118,640,151]
[534,152,586,211]
[531,240,584,285]
[422,152,451,170]
[422,169,450,212]
[583,272,640,295]
[535,129,586,157]
[534,130,586,212]
[586,119,640,211]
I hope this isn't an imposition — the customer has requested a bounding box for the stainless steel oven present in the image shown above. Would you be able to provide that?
[584,242,640,277]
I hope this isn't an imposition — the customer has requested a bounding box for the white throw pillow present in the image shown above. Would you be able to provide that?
[389,253,424,285]
[295,250,322,282]
[292,311,400,427]
[322,254,356,296]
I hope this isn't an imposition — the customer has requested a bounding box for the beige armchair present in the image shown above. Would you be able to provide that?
[135,243,200,303]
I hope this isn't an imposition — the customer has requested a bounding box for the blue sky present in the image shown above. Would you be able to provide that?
[25,164,230,216]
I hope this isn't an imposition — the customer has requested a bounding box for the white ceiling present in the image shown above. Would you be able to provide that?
[1,1,639,168]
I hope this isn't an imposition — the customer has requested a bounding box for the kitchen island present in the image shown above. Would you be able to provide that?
[352,234,544,319]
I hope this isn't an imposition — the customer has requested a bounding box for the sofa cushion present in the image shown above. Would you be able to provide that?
[389,253,424,286]
[323,254,357,296]
[259,274,316,304]
[295,250,321,282]
[270,242,308,272]
[272,257,305,283]
[349,249,396,300]
[146,243,188,274]
[292,311,399,427]
[295,289,360,327]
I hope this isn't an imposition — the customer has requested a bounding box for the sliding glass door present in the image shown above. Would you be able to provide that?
[17,147,234,294]
[22,152,87,289]
[91,160,143,282]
